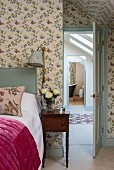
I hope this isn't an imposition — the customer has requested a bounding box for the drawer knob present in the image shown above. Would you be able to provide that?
[62,121,65,125]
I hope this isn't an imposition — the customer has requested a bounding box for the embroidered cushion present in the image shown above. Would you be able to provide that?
[0,86,25,116]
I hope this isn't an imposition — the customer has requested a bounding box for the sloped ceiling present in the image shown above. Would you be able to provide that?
[64,0,114,29]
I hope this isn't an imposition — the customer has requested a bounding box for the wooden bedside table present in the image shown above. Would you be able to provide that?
[41,109,69,168]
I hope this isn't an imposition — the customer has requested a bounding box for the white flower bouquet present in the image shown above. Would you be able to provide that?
[41,87,59,110]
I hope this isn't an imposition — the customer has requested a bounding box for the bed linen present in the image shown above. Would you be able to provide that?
[0,117,41,170]
[0,92,43,170]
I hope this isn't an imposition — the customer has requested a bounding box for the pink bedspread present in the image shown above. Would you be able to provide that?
[0,117,41,170]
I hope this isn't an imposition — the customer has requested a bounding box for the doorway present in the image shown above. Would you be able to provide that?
[64,30,93,146]
[63,24,107,157]
[69,61,85,106]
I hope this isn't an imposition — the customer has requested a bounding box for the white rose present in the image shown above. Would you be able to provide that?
[45,92,53,99]
[53,89,59,95]
[41,88,49,94]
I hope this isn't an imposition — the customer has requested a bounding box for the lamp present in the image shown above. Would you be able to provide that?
[27,47,46,83]
[27,46,46,105]
[28,48,44,67]
[28,51,43,67]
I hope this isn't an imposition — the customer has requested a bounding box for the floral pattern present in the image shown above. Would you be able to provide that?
[0,0,114,146]
[0,0,63,148]
[107,29,114,137]
[69,63,76,84]
[0,86,25,116]
[64,0,114,29]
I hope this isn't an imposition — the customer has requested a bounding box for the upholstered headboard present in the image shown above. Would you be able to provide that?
[0,68,37,94]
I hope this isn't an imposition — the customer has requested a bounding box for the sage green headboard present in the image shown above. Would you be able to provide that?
[0,68,37,94]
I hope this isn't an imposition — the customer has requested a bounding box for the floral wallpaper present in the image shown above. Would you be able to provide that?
[65,0,114,29]
[63,1,114,139]
[69,63,76,84]
[107,29,114,138]
[0,0,63,147]
[0,0,63,103]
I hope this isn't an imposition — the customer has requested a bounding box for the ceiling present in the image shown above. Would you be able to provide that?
[64,0,114,29]
[64,31,93,59]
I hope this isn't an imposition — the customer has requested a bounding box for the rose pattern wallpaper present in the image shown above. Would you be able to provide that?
[0,0,114,148]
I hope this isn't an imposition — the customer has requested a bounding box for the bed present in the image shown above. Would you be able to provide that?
[0,68,43,170]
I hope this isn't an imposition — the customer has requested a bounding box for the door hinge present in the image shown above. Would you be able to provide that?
[102,127,104,133]
[102,40,104,46]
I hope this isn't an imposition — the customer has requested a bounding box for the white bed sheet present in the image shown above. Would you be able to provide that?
[0,95,44,170]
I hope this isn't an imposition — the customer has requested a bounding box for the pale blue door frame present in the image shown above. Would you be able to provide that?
[63,25,108,148]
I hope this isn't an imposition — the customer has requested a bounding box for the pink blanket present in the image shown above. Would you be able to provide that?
[0,118,41,170]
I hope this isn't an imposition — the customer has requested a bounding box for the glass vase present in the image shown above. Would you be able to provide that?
[51,97,55,110]
[46,99,52,111]
[46,97,55,111]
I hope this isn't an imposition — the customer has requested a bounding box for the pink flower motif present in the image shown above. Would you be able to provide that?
[0,91,4,96]
[0,98,3,102]
[15,20,20,25]
[0,49,4,53]
[47,20,52,24]
[110,112,114,116]
[0,21,4,25]
[15,49,20,53]
[110,87,114,91]
[47,48,52,53]
[31,20,36,25]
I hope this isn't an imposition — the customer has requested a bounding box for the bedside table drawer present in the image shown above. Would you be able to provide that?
[43,116,69,132]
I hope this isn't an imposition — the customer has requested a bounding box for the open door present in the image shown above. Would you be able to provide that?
[93,22,103,157]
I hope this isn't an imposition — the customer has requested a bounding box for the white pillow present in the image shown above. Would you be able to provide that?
[21,92,42,117]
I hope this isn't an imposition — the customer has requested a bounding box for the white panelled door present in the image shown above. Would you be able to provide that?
[93,22,103,157]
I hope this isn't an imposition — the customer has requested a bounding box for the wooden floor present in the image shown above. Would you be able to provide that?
[69,95,84,105]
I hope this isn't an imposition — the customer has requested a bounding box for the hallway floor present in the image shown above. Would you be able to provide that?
[41,145,114,170]
[68,105,93,145]
[68,105,93,117]
[69,95,84,105]
[69,123,93,145]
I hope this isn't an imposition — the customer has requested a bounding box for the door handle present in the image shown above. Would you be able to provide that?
[90,94,95,98]
[90,93,99,99]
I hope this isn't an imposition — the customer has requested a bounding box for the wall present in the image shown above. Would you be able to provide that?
[0,0,63,154]
[69,62,76,84]
[63,1,114,144]
[75,62,84,95]
[0,0,63,101]
[107,29,114,143]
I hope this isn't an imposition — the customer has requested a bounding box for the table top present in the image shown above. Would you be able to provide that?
[41,109,70,115]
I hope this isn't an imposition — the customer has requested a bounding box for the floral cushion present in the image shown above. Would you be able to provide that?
[0,86,25,116]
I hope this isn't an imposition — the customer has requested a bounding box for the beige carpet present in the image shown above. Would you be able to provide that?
[41,145,114,170]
